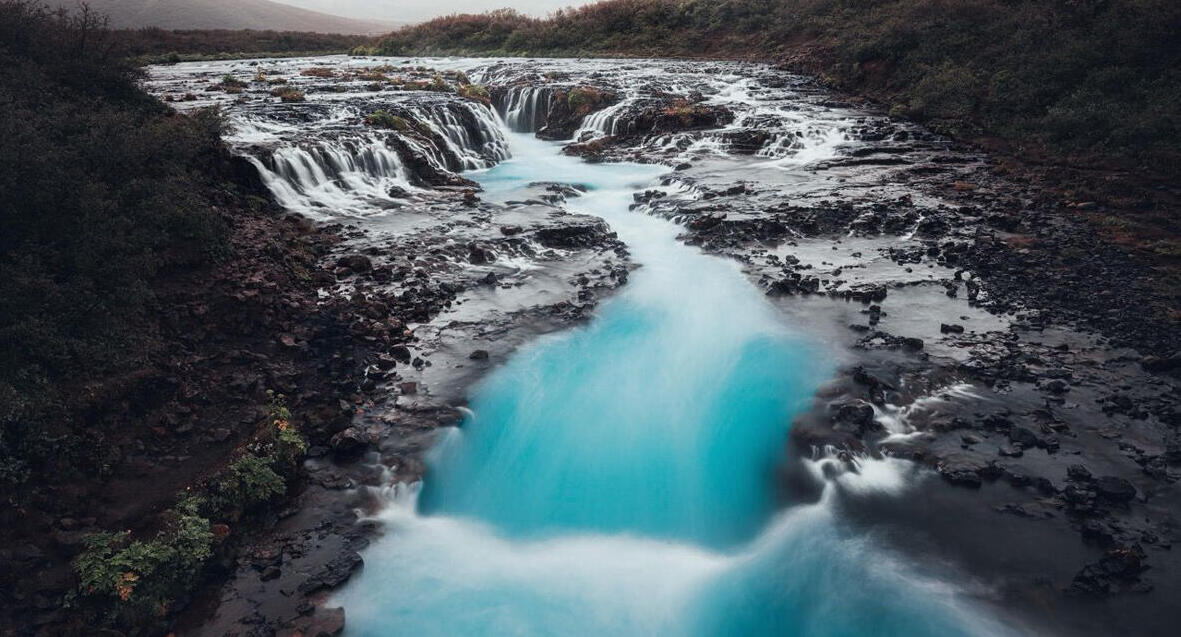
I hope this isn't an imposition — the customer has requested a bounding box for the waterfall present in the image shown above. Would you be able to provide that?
[237,100,509,218]
[404,101,510,170]
[501,86,555,133]
[574,99,629,139]
[246,135,414,218]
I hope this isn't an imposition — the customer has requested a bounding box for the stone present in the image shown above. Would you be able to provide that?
[1067,464,1092,482]
[330,428,368,457]
[1008,426,1041,448]
[278,606,346,637]
[1094,476,1136,502]
[336,254,372,273]
[832,400,878,434]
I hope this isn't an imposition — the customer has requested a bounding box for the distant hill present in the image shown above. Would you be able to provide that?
[51,0,397,34]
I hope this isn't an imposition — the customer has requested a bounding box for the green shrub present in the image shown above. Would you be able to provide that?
[365,109,410,130]
[75,497,213,621]
[207,453,285,515]
[457,83,491,104]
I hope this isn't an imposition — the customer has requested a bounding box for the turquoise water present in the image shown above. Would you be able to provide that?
[334,133,1014,637]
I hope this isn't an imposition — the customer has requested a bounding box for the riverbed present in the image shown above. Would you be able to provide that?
[146,55,1180,637]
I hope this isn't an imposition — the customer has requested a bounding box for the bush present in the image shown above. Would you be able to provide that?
[73,390,307,627]
[75,497,213,622]
[365,109,409,130]
[270,85,306,102]
[1,1,232,503]
[371,0,1181,168]
[457,83,491,104]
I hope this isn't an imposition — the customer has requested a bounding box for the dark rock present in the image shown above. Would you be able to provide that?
[278,606,346,637]
[1067,464,1093,482]
[469,349,490,360]
[330,427,369,457]
[832,400,879,434]
[390,345,412,364]
[298,552,363,594]
[336,254,373,273]
[1094,476,1137,502]
[1008,426,1040,448]
[940,323,965,334]
[468,243,496,265]
[1141,353,1181,373]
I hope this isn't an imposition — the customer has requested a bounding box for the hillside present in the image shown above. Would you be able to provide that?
[51,0,394,33]
[375,0,1179,161]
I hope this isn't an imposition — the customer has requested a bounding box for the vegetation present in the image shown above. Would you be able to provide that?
[567,86,607,115]
[72,392,306,627]
[374,0,1181,171]
[74,497,214,623]
[0,1,234,499]
[271,85,306,102]
[457,83,491,104]
[114,27,371,64]
[365,109,410,130]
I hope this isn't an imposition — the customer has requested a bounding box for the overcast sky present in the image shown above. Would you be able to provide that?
[278,1,591,24]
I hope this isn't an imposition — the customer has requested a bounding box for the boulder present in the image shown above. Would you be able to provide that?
[336,255,372,273]
[1094,476,1136,502]
[330,428,368,457]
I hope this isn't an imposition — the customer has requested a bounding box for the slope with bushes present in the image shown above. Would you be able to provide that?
[0,2,377,633]
[375,0,1180,177]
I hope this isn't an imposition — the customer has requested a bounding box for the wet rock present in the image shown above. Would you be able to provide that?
[940,323,965,334]
[298,552,363,594]
[1067,464,1093,482]
[1008,426,1041,449]
[336,255,372,273]
[1141,353,1181,373]
[469,349,490,360]
[278,606,346,637]
[832,400,879,435]
[390,345,412,364]
[468,243,496,265]
[330,427,369,457]
[1094,476,1137,502]
[534,221,612,249]
[1068,546,1147,596]
[937,458,992,488]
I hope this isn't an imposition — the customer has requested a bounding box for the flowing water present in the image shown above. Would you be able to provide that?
[146,57,1022,636]
[332,132,1013,636]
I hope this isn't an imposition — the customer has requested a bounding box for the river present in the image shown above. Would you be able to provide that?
[145,56,1035,637]
[332,131,1012,636]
